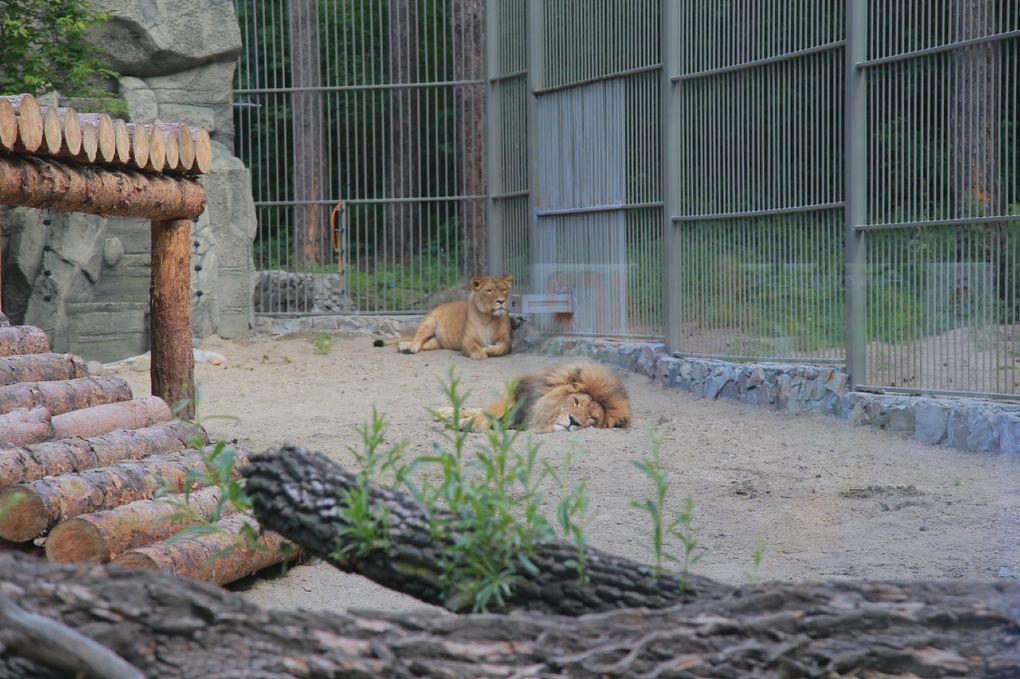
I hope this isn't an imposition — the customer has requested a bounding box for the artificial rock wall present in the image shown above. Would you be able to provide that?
[0,0,255,363]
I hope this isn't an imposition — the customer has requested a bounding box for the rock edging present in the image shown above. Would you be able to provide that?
[545,337,1020,455]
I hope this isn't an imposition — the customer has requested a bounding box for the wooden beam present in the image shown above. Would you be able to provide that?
[0,154,205,220]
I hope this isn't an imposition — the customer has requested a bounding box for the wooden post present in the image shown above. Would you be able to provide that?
[150,219,195,419]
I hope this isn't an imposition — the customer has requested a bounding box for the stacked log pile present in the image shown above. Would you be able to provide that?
[0,94,212,175]
[0,312,297,585]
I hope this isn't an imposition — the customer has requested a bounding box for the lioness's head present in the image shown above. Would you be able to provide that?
[469,275,512,316]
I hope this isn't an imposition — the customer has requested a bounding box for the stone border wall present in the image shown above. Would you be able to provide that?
[546,337,1020,455]
[251,313,1020,454]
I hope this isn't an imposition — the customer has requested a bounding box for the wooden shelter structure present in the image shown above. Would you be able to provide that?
[0,94,213,417]
[0,95,296,585]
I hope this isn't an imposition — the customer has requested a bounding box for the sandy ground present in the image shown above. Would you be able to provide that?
[113,332,1020,615]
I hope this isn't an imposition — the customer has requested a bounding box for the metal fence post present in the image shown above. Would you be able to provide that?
[526,0,545,297]
[661,0,682,355]
[845,0,867,388]
[485,2,504,275]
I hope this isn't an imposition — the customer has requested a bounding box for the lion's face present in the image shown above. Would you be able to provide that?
[548,392,606,432]
[469,275,512,317]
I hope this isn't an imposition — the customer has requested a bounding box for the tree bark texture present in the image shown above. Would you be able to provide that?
[0,551,1015,678]
[0,324,50,356]
[0,446,250,542]
[0,353,88,387]
[0,155,206,220]
[287,0,329,268]
[0,420,205,491]
[111,513,297,585]
[385,0,420,260]
[242,445,728,615]
[0,406,52,446]
[0,376,133,419]
[150,219,195,419]
[49,396,172,440]
[451,0,488,277]
[45,485,229,564]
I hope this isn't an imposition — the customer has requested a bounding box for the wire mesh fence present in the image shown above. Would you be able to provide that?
[233,0,1020,399]
[856,0,1020,397]
[235,0,485,315]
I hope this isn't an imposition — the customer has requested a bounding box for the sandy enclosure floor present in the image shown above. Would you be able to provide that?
[113,332,1020,614]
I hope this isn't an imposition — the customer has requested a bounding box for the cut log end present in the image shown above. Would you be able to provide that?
[0,98,16,150]
[193,128,212,174]
[0,488,47,542]
[45,518,105,564]
[16,94,43,152]
[109,550,161,573]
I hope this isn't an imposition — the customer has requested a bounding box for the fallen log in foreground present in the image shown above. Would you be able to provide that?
[0,551,1016,678]
[242,445,728,615]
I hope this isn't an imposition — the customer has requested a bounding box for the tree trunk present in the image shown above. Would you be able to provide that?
[0,352,88,387]
[0,551,1015,678]
[0,420,205,491]
[951,0,1006,301]
[0,376,132,417]
[0,446,250,542]
[0,324,50,356]
[288,0,329,269]
[451,0,488,277]
[385,0,420,261]
[241,445,727,615]
[111,513,298,585]
[150,219,195,419]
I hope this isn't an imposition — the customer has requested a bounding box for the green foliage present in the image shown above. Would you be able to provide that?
[404,369,575,612]
[310,331,335,355]
[743,540,769,584]
[630,429,707,593]
[0,0,118,99]
[331,409,406,560]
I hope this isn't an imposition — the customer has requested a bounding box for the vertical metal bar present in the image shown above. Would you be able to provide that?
[845,0,867,388]
[662,0,682,353]
[527,0,545,299]
[486,1,505,275]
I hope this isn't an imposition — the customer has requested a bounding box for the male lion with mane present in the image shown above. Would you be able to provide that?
[373,275,513,360]
[436,361,632,433]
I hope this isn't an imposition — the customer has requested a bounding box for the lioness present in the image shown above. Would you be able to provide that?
[373,275,513,360]
[436,361,632,433]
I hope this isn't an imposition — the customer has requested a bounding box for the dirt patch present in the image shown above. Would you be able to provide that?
[111,332,1020,613]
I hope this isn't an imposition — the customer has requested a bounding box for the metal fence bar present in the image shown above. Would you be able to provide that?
[845,0,867,388]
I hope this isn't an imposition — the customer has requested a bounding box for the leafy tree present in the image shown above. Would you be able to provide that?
[0,0,117,97]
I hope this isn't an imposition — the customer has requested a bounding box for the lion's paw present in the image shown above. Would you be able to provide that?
[434,407,487,432]
[397,342,418,354]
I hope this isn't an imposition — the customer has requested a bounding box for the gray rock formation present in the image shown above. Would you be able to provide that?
[0,0,255,362]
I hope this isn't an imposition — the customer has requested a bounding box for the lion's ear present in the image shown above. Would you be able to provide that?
[470,277,483,290]
[502,274,513,285]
